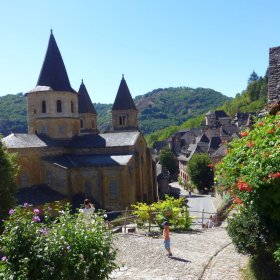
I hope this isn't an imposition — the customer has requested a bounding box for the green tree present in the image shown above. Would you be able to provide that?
[158,147,177,175]
[0,139,18,224]
[248,70,259,84]
[187,153,213,192]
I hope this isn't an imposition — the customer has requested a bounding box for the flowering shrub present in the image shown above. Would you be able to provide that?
[132,195,192,230]
[216,114,280,260]
[0,203,116,279]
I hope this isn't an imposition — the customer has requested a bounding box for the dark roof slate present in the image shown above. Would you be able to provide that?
[78,80,97,114]
[2,131,140,149]
[214,110,229,118]
[36,31,75,93]
[2,133,69,149]
[44,154,133,168]
[17,185,66,206]
[199,133,209,143]
[112,76,137,111]
[68,131,140,149]
[211,144,228,158]
[209,136,221,150]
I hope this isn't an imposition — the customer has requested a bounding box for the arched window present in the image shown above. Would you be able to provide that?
[71,101,74,113]
[119,116,126,125]
[56,100,62,113]
[42,101,46,113]
[80,119,84,128]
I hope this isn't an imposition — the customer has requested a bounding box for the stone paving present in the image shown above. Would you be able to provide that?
[201,243,248,280]
[110,226,248,280]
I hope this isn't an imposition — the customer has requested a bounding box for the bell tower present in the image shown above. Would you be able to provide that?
[26,30,79,139]
[78,80,98,134]
[111,75,138,131]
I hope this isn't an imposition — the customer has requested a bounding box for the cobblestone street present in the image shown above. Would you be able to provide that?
[111,226,248,280]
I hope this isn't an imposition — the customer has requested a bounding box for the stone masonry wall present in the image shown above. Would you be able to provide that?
[268,46,280,108]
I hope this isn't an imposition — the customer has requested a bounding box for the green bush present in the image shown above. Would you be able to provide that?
[0,203,116,280]
[227,206,270,256]
[132,195,191,231]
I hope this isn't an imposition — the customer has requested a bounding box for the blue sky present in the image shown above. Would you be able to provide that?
[0,1,279,103]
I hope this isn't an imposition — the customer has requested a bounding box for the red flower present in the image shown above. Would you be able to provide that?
[240,131,249,137]
[268,172,280,179]
[233,197,243,205]
[258,121,265,127]
[267,129,275,134]
[237,179,252,192]
[208,163,214,168]
[246,142,254,148]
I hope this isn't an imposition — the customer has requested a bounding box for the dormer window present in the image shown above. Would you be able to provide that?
[57,100,62,113]
[42,101,46,113]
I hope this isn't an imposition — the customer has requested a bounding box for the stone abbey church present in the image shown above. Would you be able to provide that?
[2,31,158,210]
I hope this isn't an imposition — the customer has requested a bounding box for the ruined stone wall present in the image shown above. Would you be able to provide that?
[268,46,280,108]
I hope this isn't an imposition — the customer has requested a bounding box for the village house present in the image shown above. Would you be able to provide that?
[2,31,158,210]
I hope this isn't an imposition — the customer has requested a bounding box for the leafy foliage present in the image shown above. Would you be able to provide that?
[132,195,191,230]
[0,93,27,136]
[136,87,230,134]
[158,147,178,175]
[248,70,259,85]
[0,139,18,226]
[220,72,268,118]
[0,203,116,279]
[216,114,280,262]
[227,206,270,256]
[187,154,214,192]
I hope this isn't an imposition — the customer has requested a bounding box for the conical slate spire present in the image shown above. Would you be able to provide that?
[36,30,75,93]
[112,75,137,110]
[78,80,97,114]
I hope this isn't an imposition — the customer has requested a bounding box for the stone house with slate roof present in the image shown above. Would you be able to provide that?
[2,31,157,210]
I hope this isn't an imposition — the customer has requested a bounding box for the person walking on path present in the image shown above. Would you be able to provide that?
[162,221,172,257]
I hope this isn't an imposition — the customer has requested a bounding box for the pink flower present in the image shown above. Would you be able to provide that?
[34,208,40,215]
[33,216,40,223]
[1,256,7,262]
[41,228,48,235]
[8,209,14,215]
[23,203,29,208]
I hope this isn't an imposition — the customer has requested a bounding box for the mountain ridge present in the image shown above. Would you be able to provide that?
[0,86,231,137]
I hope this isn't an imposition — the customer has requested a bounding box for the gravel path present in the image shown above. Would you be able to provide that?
[110,227,248,280]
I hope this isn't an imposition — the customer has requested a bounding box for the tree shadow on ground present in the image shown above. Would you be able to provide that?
[172,229,203,234]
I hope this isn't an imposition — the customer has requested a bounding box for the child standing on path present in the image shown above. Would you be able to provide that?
[162,221,172,257]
